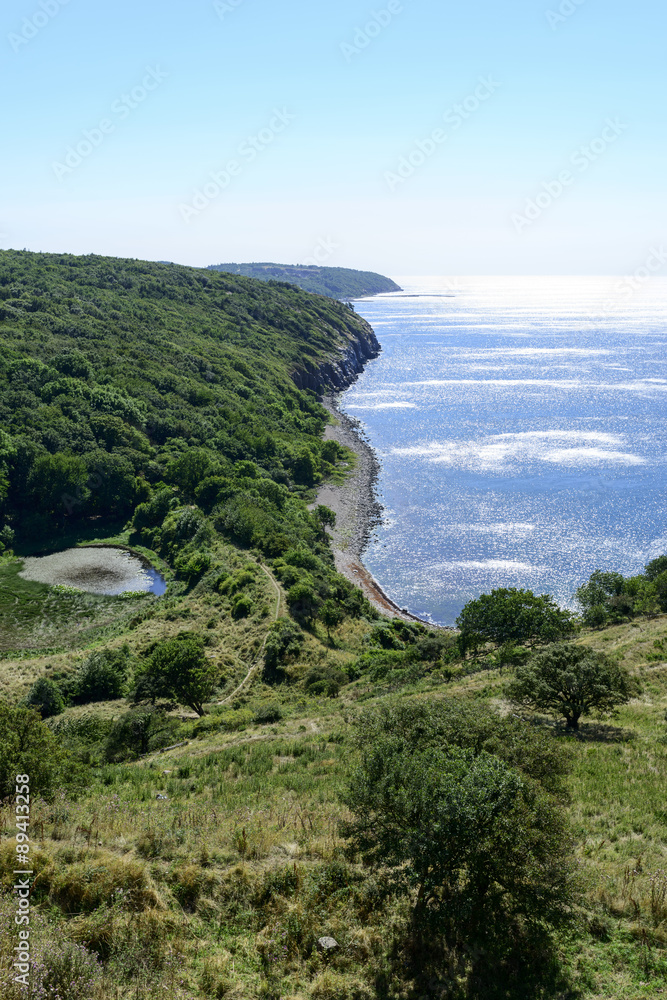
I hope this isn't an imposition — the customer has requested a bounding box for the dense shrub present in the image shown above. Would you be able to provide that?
[304,665,347,698]
[105,708,182,762]
[0,703,71,800]
[73,646,130,703]
[254,703,283,724]
[232,595,253,619]
[23,676,65,718]
[263,616,304,679]
[343,702,578,979]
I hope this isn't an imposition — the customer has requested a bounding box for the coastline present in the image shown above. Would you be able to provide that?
[317,395,439,625]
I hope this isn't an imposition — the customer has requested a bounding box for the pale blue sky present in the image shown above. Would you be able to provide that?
[1,0,665,273]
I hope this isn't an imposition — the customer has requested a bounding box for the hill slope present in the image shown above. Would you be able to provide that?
[0,250,379,543]
[1,251,665,1000]
[206,261,402,298]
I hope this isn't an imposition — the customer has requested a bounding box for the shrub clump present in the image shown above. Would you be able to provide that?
[22,676,65,718]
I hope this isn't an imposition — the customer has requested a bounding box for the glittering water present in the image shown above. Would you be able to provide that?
[19,547,167,596]
[348,276,667,625]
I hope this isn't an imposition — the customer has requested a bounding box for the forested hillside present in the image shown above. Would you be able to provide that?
[0,251,376,550]
[206,262,402,299]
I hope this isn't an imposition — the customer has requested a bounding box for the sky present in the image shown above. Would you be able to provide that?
[1,0,665,274]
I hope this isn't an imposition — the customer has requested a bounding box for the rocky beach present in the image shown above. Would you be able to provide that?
[316,396,433,623]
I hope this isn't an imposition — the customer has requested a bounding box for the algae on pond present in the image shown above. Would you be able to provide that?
[18,547,167,597]
[0,551,163,654]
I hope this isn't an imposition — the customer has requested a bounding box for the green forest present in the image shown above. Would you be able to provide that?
[206,263,402,299]
[1,252,666,1000]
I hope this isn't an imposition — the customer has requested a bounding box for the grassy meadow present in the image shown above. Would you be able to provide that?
[2,592,667,999]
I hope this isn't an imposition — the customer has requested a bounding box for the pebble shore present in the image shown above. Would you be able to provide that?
[316,396,433,623]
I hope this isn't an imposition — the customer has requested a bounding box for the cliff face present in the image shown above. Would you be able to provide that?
[291,320,380,394]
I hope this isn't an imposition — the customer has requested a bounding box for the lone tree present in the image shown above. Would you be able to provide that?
[141,633,218,716]
[318,599,345,644]
[343,703,578,977]
[506,642,636,730]
[22,677,65,718]
[0,703,71,800]
[314,504,336,541]
[456,587,577,654]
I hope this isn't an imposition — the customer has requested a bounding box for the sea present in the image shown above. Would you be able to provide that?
[347,276,667,626]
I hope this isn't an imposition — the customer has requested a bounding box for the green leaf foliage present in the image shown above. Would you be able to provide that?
[0,703,71,799]
[456,587,577,652]
[141,632,217,716]
[343,702,578,962]
[22,677,65,718]
[0,250,376,626]
[506,642,637,730]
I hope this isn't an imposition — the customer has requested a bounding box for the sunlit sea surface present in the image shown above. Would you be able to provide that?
[347,276,667,626]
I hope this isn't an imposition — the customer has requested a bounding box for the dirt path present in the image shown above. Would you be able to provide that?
[216,563,282,706]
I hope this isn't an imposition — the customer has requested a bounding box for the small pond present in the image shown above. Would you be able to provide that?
[18,547,167,597]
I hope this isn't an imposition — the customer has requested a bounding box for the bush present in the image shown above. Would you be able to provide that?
[343,702,578,966]
[263,617,304,680]
[287,582,320,622]
[232,595,253,619]
[304,665,346,698]
[0,703,71,800]
[254,703,283,724]
[105,708,182,762]
[49,712,114,767]
[73,646,130,703]
[23,676,65,718]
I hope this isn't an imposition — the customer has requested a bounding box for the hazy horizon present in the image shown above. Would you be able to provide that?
[2,0,664,275]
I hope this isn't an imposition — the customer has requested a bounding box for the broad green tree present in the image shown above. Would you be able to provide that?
[142,633,217,716]
[27,452,89,518]
[343,703,577,959]
[0,703,71,799]
[506,642,636,730]
[456,587,576,653]
[318,599,345,644]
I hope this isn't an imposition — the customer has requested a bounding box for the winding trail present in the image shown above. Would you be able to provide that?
[216,563,282,706]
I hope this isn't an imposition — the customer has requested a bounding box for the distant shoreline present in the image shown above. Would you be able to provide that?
[317,396,446,627]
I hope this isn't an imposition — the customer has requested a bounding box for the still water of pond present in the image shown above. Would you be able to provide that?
[18,547,167,597]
